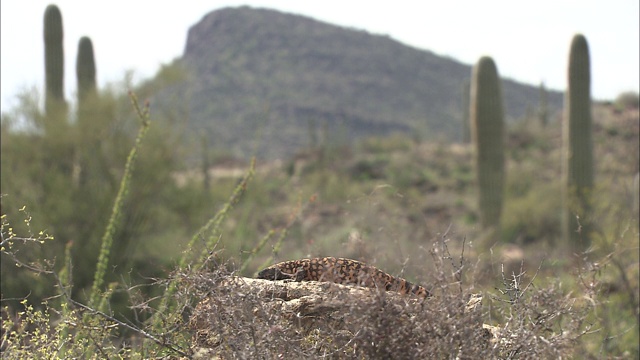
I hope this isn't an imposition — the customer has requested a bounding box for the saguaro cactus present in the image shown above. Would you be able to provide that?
[76,36,97,104]
[562,34,594,250]
[470,56,505,233]
[75,36,98,187]
[462,78,471,143]
[43,4,66,119]
[538,82,549,127]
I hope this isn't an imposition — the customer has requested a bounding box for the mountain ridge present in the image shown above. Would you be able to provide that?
[166,6,563,159]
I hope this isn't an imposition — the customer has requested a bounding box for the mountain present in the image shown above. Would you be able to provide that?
[169,6,563,159]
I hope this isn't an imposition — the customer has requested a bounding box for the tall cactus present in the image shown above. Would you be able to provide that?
[76,36,97,104]
[470,56,505,233]
[75,36,98,188]
[562,34,594,250]
[462,78,471,143]
[43,4,66,120]
[538,82,549,127]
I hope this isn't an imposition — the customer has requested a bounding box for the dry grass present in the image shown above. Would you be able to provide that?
[182,240,594,359]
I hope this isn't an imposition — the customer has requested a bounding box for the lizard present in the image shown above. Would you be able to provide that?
[257,257,430,298]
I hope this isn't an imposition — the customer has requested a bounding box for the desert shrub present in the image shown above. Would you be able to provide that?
[502,181,563,244]
[184,238,595,359]
[614,91,639,110]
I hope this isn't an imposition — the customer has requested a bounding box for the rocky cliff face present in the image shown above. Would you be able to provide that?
[174,6,562,159]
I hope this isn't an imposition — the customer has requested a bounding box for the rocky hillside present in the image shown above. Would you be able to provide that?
[169,6,563,159]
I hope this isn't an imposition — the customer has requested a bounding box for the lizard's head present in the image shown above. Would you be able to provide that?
[257,268,278,280]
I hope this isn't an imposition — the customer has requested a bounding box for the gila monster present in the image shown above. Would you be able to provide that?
[257,257,430,298]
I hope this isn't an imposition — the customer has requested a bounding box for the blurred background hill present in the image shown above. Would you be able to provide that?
[154,6,563,159]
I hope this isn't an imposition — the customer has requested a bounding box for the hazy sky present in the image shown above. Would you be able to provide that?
[1,0,638,112]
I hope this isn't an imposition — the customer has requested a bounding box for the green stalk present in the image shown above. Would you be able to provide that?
[88,92,151,309]
[151,158,255,331]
